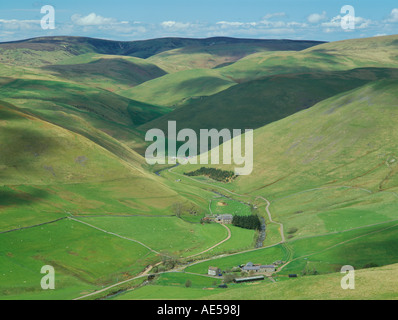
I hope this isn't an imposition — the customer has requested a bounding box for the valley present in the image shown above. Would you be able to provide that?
[0,34,397,300]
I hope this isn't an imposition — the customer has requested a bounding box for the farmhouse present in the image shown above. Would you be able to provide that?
[208,266,221,276]
[216,214,233,224]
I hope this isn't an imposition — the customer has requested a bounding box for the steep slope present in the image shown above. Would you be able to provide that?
[121,68,237,107]
[140,67,398,133]
[0,36,323,67]
[232,79,398,196]
[147,39,324,73]
[174,79,398,238]
[42,55,167,92]
[0,100,186,230]
[0,77,167,158]
[218,34,398,82]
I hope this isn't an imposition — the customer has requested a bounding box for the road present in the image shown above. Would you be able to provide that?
[73,166,285,300]
[256,196,285,243]
[187,223,232,259]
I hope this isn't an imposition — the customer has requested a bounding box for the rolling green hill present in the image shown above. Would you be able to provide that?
[121,68,237,107]
[218,34,398,82]
[147,39,324,73]
[140,67,398,133]
[175,79,398,240]
[0,36,323,67]
[0,34,397,300]
[42,55,167,92]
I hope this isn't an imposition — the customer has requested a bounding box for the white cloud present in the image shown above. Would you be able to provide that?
[71,13,116,26]
[321,15,374,31]
[386,8,398,22]
[263,12,286,20]
[307,11,327,24]
[161,21,194,30]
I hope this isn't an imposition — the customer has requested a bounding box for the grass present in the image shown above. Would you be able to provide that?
[185,244,287,275]
[113,262,398,300]
[201,263,398,300]
[210,198,252,216]
[282,222,398,276]
[0,219,158,299]
[79,216,228,257]
[1,34,398,300]
[121,68,236,107]
[140,67,398,134]
[43,55,167,92]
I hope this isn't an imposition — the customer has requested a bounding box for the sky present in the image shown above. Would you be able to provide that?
[0,0,397,42]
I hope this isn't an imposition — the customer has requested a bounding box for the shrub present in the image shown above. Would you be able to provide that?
[185,279,192,288]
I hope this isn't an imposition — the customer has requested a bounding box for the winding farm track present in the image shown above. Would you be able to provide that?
[168,166,286,243]
[256,196,285,243]
[73,166,398,300]
[187,223,232,259]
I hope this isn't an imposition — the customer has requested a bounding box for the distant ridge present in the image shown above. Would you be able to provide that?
[0,36,326,59]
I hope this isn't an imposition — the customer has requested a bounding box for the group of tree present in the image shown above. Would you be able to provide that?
[232,215,261,230]
[185,167,236,183]
[172,202,199,218]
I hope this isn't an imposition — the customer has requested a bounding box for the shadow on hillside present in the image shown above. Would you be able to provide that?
[0,188,50,207]
[0,127,61,180]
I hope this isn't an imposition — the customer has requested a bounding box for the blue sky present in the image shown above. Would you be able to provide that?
[0,0,397,41]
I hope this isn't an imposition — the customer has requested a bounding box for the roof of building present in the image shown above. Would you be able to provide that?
[234,276,265,282]
[208,266,219,270]
[260,265,276,269]
[242,266,260,271]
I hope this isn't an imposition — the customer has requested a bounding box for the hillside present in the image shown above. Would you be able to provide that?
[0,36,323,67]
[175,79,398,239]
[42,55,168,92]
[140,67,398,133]
[219,34,398,82]
[121,68,237,107]
[0,34,397,301]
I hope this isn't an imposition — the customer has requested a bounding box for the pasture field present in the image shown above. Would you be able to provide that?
[202,263,398,300]
[210,198,252,216]
[0,219,158,299]
[0,34,397,300]
[117,263,398,300]
[185,244,287,275]
[79,216,228,257]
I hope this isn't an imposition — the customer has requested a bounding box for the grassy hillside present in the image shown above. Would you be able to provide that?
[147,39,324,73]
[219,34,398,82]
[0,36,323,67]
[42,55,167,92]
[122,68,237,107]
[0,77,167,158]
[140,67,398,133]
[114,262,398,300]
[0,34,397,300]
[0,101,186,229]
[175,79,398,241]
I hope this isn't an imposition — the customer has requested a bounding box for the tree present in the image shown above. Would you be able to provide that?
[160,251,179,269]
[172,202,184,218]
[185,279,192,288]
[223,273,235,283]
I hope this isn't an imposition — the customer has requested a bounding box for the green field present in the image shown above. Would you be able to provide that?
[0,34,397,300]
